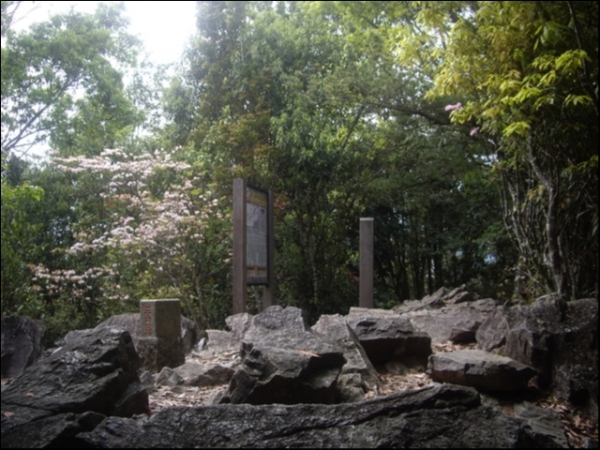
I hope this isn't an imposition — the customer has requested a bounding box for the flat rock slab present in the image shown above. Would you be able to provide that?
[428,349,537,391]
[80,384,561,448]
[347,309,432,365]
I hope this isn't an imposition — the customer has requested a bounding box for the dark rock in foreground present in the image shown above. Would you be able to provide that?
[1,327,148,448]
[80,384,562,448]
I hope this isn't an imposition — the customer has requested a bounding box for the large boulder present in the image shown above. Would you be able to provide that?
[346,308,432,366]
[428,349,537,391]
[1,327,148,448]
[312,314,380,401]
[312,314,379,384]
[219,306,346,405]
[476,296,598,420]
[80,384,562,448]
[1,315,46,379]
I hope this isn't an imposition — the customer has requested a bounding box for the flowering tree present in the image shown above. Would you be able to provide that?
[28,148,232,332]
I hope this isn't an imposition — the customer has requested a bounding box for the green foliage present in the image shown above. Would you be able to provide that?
[1,157,43,314]
[397,1,598,300]
[170,1,516,321]
[10,1,584,345]
[1,2,143,157]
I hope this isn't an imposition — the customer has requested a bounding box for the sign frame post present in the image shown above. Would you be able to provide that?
[233,179,274,313]
[233,179,247,314]
[360,217,374,308]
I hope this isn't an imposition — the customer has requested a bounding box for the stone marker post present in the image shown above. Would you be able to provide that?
[137,299,184,372]
[360,218,374,308]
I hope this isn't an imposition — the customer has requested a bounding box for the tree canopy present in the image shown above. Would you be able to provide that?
[1,1,142,157]
[1,1,597,342]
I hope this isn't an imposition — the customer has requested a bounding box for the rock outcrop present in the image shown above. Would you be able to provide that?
[312,314,379,385]
[476,296,598,420]
[1,327,148,448]
[218,306,346,405]
[346,308,432,366]
[79,384,562,448]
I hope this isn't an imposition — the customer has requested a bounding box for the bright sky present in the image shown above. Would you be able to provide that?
[11,1,198,66]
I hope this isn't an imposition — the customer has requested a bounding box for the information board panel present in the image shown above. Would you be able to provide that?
[246,186,269,284]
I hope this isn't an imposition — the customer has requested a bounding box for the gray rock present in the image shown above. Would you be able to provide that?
[391,300,419,314]
[155,366,183,387]
[476,296,598,420]
[120,384,562,448]
[1,327,149,448]
[55,313,194,372]
[225,312,254,342]
[445,284,477,304]
[312,314,380,387]
[514,402,568,448]
[1,411,106,449]
[392,286,480,314]
[335,373,366,403]
[171,360,234,387]
[220,306,346,405]
[206,329,236,350]
[1,315,46,379]
[422,286,450,308]
[194,337,206,351]
[75,416,146,449]
[407,299,497,344]
[428,349,537,391]
[347,308,432,365]
[187,365,234,387]
[139,370,155,393]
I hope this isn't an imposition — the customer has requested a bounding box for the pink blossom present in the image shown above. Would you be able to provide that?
[470,127,480,136]
[445,102,462,111]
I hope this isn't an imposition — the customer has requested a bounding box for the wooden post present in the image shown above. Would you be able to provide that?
[233,179,247,314]
[263,189,275,309]
[360,217,374,308]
